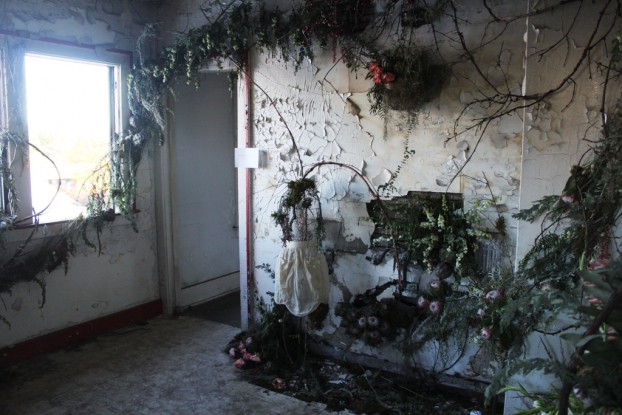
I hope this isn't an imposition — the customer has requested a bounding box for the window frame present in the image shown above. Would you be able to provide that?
[0,34,132,227]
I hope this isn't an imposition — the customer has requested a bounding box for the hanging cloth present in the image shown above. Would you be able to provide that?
[274,240,329,317]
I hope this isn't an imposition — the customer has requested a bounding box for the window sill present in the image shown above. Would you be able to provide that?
[1,212,137,244]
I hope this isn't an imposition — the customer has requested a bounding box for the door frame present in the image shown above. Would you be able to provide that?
[154,66,251,329]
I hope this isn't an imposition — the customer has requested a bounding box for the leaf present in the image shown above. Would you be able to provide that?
[607,310,622,332]
[582,284,612,302]
[580,270,612,292]
[560,333,600,348]
[560,332,583,345]
[575,334,601,349]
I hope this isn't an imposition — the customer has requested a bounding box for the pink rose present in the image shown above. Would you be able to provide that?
[228,347,237,357]
[357,316,368,328]
[561,194,575,204]
[481,326,492,340]
[233,358,245,369]
[429,300,442,314]
[484,290,502,302]
[417,296,429,309]
[368,62,381,74]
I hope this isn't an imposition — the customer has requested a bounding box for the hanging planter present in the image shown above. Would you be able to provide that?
[367,46,450,117]
[272,178,329,317]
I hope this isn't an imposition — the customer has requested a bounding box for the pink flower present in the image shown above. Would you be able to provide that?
[587,296,604,305]
[367,316,379,327]
[272,377,286,390]
[429,300,442,314]
[381,72,396,84]
[429,279,442,291]
[480,326,492,340]
[607,326,619,341]
[484,290,503,302]
[248,353,262,363]
[540,282,553,292]
[228,347,237,357]
[417,296,429,309]
[476,308,486,318]
[242,352,253,361]
[233,358,245,369]
[368,62,381,74]
[561,194,575,204]
[588,260,609,270]
[368,330,380,340]
[357,316,368,328]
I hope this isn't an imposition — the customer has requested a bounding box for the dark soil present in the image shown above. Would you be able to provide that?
[232,352,499,415]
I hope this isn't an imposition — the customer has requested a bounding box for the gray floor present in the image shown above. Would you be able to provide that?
[181,291,241,327]
[0,315,352,415]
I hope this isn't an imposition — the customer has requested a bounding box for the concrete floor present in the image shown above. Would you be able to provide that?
[181,290,242,328]
[0,314,352,414]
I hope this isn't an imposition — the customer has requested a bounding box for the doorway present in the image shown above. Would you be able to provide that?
[170,71,240,310]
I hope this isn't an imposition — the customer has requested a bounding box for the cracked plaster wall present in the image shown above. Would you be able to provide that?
[1,0,160,348]
[250,0,526,378]
[244,0,621,387]
[503,2,622,410]
[517,0,621,259]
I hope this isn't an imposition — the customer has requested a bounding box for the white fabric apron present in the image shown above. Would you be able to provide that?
[274,240,329,317]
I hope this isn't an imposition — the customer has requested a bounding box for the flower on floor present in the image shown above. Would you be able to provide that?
[226,335,263,369]
[428,300,442,315]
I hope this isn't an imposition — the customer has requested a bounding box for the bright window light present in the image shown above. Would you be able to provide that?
[25,54,114,223]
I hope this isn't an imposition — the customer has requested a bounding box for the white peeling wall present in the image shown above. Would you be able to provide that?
[517,0,621,260]
[0,0,160,347]
[248,0,619,379]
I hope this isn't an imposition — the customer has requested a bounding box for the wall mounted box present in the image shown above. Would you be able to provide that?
[235,147,265,168]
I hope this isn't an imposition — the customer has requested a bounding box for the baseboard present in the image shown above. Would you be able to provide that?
[0,299,163,368]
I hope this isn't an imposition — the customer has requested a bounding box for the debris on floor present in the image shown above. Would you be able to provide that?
[225,334,495,415]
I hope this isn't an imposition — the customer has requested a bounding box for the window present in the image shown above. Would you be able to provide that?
[0,38,129,225]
